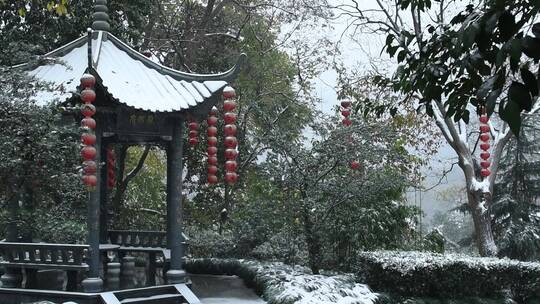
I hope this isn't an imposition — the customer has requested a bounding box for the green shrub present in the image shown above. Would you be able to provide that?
[354,251,540,302]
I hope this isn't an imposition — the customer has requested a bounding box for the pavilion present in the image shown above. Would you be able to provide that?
[0,0,245,302]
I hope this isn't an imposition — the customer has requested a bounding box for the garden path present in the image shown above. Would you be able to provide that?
[190,274,266,304]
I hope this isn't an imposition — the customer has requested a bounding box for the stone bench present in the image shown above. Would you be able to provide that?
[0,242,89,291]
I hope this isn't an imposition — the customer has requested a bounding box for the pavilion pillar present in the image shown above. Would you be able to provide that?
[99,144,108,244]
[166,119,187,284]
[82,126,104,292]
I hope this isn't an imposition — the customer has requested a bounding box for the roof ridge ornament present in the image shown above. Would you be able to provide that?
[92,0,110,32]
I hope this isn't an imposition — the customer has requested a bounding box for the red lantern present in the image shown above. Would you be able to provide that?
[80,74,96,88]
[479,116,489,124]
[224,149,238,160]
[81,89,96,104]
[480,134,489,142]
[208,175,218,184]
[225,172,238,185]
[225,160,238,172]
[224,124,237,136]
[188,122,199,130]
[207,116,218,126]
[481,169,491,177]
[341,100,352,108]
[480,125,490,133]
[208,146,218,156]
[81,146,97,160]
[341,109,351,117]
[82,175,98,187]
[480,152,490,160]
[83,161,97,174]
[480,143,490,151]
[224,136,238,148]
[207,126,218,137]
[81,117,96,129]
[224,112,237,124]
[208,136,218,146]
[223,87,236,99]
[81,104,96,117]
[189,137,199,146]
[208,165,218,175]
[208,156,218,166]
[481,161,491,169]
[81,133,96,145]
[189,130,198,138]
[342,119,352,127]
[350,161,360,170]
[224,100,237,112]
[108,180,115,189]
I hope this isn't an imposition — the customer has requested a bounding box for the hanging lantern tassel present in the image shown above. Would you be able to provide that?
[479,111,491,179]
[223,86,239,185]
[80,73,97,189]
[107,147,116,189]
[207,107,219,184]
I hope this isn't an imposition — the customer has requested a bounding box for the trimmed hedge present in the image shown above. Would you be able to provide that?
[354,251,540,301]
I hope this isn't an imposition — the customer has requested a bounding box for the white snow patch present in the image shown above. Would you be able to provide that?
[471,178,490,193]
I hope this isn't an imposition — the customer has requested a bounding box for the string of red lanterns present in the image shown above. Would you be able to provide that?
[479,108,491,178]
[80,74,98,188]
[188,118,199,147]
[207,107,219,184]
[340,99,360,170]
[107,147,116,189]
[223,87,238,185]
[341,99,352,127]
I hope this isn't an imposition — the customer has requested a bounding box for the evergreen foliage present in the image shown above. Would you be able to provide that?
[493,113,540,260]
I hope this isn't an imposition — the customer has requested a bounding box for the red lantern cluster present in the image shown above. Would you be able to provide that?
[80,74,98,188]
[479,109,491,178]
[341,99,352,126]
[223,87,238,185]
[107,147,116,189]
[207,107,219,184]
[188,119,199,147]
[340,99,360,170]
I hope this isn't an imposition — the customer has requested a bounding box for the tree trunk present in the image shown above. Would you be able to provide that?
[467,189,498,256]
[302,207,321,274]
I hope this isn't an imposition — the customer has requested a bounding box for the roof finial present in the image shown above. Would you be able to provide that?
[92,0,110,32]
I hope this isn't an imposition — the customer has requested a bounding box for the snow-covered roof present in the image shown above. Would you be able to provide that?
[24,31,245,113]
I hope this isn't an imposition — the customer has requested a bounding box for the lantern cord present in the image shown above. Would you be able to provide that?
[87,28,93,70]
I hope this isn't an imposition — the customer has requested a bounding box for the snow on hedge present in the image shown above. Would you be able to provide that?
[358,250,540,274]
[186,259,379,304]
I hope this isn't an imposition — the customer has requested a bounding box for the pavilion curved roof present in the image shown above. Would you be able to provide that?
[25,31,246,113]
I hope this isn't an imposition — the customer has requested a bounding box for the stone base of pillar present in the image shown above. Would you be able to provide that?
[121,256,136,289]
[166,269,187,284]
[81,277,103,293]
[106,262,121,291]
[0,268,22,288]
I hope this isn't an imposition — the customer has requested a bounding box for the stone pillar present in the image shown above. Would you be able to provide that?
[166,119,187,284]
[82,127,104,293]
